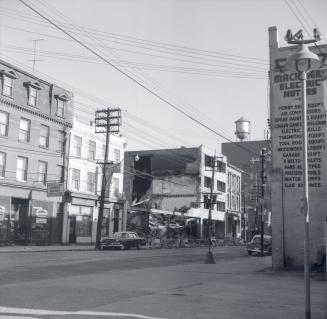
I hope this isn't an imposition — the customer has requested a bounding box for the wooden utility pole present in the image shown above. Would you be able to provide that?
[204,154,217,264]
[95,108,121,250]
[260,148,266,257]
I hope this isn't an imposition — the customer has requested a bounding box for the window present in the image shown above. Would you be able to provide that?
[217,160,226,173]
[58,131,66,153]
[112,177,119,196]
[204,176,212,188]
[0,152,6,178]
[56,99,65,117]
[2,76,13,97]
[39,125,50,148]
[217,181,226,192]
[0,111,9,136]
[56,165,64,182]
[19,118,31,142]
[88,140,96,160]
[37,161,47,185]
[217,201,226,211]
[28,87,38,107]
[16,157,28,181]
[114,149,120,163]
[73,136,82,158]
[87,172,96,193]
[72,169,80,190]
[204,155,213,167]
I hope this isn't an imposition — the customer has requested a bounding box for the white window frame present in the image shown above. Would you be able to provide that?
[114,149,120,163]
[87,171,96,193]
[56,165,64,182]
[0,111,9,136]
[72,168,80,190]
[73,136,82,158]
[58,131,66,153]
[37,161,47,185]
[2,75,13,97]
[19,118,31,142]
[39,124,50,148]
[56,98,65,117]
[0,152,6,178]
[16,156,28,182]
[88,140,96,161]
[28,87,38,107]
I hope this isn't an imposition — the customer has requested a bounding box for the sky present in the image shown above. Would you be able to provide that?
[1,0,326,153]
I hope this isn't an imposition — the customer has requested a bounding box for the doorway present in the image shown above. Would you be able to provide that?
[11,198,30,244]
[69,216,76,243]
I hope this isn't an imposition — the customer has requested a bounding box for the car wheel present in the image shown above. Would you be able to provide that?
[248,250,252,256]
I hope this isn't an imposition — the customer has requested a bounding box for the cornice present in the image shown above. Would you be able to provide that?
[0,96,72,128]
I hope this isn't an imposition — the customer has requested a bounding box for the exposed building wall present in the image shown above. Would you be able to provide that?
[269,26,327,267]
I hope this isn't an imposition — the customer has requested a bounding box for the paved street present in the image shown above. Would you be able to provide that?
[0,246,326,319]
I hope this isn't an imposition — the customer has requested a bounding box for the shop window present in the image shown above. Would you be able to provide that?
[16,156,28,181]
[39,124,50,148]
[19,118,31,142]
[0,152,6,178]
[0,111,9,136]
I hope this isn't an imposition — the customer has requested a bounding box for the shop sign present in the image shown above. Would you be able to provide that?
[35,218,47,224]
[33,207,49,217]
[47,182,64,197]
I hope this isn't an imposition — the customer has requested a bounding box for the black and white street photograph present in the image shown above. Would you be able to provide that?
[0,0,326,318]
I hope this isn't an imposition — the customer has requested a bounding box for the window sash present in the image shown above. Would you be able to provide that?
[88,141,96,160]
[74,136,82,157]
[0,152,6,177]
[38,161,47,185]
[16,157,28,181]
[87,172,96,192]
[28,87,37,106]
[3,76,13,96]
[72,169,80,190]
[57,99,64,117]
[0,111,9,136]
[19,119,31,142]
[58,131,66,153]
[56,165,64,182]
[39,125,49,147]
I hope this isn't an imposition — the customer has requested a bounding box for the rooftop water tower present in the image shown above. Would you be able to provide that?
[235,117,250,141]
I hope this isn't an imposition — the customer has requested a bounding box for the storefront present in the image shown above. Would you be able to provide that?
[67,196,97,244]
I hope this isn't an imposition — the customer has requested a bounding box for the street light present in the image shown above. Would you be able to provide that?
[284,28,321,319]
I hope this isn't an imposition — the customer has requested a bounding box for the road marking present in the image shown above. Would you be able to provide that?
[0,306,168,319]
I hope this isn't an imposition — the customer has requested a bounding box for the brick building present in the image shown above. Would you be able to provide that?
[0,59,73,245]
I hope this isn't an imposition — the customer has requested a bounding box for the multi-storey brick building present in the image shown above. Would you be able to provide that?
[0,59,73,245]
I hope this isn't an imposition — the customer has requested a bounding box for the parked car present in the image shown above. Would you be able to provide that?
[100,231,146,250]
[246,235,272,256]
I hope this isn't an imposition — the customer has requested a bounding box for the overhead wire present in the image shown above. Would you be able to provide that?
[14,1,260,157]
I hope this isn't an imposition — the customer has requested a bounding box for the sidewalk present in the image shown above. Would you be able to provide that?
[0,244,95,253]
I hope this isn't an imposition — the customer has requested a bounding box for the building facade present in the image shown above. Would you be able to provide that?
[0,59,73,245]
[222,140,272,241]
[268,26,327,268]
[62,117,126,244]
[123,145,236,240]
[226,164,242,239]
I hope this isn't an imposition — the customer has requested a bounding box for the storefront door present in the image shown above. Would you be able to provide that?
[11,198,30,244]
[69,216,76,243]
